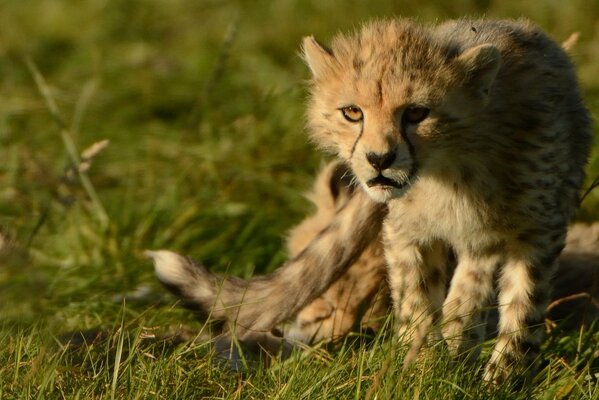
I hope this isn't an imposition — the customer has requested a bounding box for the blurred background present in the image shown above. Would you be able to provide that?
[0,0,598,395]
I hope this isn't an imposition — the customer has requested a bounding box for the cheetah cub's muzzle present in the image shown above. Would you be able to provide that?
[347,106,427,203]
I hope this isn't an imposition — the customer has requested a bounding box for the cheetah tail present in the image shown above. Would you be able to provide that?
[147,188,387,338]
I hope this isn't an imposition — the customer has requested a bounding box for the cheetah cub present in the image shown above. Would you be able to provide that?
[149,19,592,382]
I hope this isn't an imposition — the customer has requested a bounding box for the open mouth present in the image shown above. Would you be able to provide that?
[366,175,405,189]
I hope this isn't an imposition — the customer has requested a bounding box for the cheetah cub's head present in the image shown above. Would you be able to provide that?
[303,20,501,203]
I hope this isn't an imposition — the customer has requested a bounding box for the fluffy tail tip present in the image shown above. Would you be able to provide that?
[145,250,189,286]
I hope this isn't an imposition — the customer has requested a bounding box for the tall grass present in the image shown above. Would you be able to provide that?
[1,0,598,398]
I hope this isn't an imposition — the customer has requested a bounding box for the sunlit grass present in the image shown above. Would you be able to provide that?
[1,0,598,397]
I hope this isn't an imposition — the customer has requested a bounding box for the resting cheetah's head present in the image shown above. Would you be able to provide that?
[302,19,501,203]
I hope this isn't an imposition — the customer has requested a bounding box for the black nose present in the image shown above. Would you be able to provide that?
[366,150,396,171]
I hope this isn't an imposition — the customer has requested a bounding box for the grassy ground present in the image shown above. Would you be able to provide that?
[1,0,599,398]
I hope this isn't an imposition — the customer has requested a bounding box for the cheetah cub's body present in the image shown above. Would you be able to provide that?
[150,19,591,381]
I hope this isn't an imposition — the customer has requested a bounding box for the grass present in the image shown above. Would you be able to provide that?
[1,0,598,398]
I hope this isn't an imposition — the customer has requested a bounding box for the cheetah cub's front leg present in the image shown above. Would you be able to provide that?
[484,246,560,383]
[442,252,501,361]
[384,225,448,366]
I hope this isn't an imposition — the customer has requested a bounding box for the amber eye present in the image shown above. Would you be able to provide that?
[403,107,430,124]
[340,105,364,123]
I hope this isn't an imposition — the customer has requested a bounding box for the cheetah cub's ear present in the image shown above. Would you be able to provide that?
[302,36,337,80]
[456,44,502,104]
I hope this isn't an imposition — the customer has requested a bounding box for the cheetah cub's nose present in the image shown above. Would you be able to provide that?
[366,150,396,171]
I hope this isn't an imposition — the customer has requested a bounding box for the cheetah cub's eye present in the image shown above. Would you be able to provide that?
[403,107,430,125]
[340,105,363,123]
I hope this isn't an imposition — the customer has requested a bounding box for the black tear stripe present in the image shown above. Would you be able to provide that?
[350,121,365,159]
[399,120,417,160]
